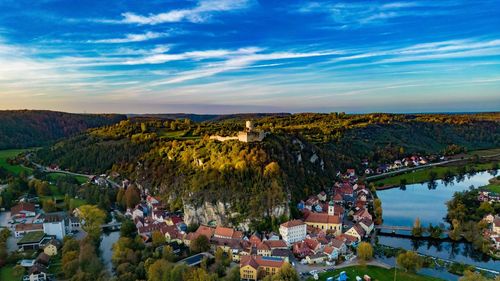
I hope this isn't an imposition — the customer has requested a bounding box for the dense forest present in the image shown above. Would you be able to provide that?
[33,112,500,225]
[0,110,126,149]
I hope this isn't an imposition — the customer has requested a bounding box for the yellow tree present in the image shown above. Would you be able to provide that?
[79,205,106,242]
[356,242,373,266]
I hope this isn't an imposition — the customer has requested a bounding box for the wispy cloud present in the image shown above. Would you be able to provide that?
[297,1,459,28]
[147,48,341,85]
[88,31,168,43]
[100,0,253,25]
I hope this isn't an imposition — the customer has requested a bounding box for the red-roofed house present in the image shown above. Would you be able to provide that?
[214,226,244,240]
[11,202,36,218]
[240,255,286,281]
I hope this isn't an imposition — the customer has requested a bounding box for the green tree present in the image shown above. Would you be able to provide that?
[152,230,165,247]
[43,199,57,212]
[162,245,175,262]
[396,251,423,272]
[147,259,171,281]
[12,264,26,279]
[356,242,373,265]
[183,267,217,281]
[271,262,299,281]
[190,235,210,253]
[124,185,141,208]
[120,219,137,238]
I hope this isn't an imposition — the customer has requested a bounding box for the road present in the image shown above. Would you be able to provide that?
[366,152,500,182]
[296,257,392,280]
[26,153,120,188]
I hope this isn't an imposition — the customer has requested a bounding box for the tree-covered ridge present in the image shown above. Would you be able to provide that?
[0,110,127,149]
[33,113,499,225]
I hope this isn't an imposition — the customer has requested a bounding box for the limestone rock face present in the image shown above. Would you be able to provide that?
[183,201,289,230]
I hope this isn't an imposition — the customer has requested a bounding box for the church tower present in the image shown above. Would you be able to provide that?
[328,200,335,216]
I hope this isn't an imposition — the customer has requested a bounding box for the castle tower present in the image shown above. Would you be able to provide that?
[246,120,254,132]
[328,200,335,216]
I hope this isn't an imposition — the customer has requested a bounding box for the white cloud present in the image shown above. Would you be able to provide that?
[104,0,253,25]
[89,31,168,43]
[296,1,459,28]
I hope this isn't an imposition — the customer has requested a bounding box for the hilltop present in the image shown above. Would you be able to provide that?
[31,112,500,227]
[0,110,127,149]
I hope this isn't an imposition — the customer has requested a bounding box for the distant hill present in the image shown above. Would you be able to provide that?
[0,110,127,149]
[128,112,290,122]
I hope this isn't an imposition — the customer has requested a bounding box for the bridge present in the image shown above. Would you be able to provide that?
[100,222,122,230]
[375,225,413,232]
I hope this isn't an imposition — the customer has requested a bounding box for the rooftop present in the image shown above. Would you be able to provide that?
[18,231,45,244]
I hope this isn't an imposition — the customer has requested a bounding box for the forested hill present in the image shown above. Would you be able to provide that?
[0,110,127,149]
[32,112,499,226]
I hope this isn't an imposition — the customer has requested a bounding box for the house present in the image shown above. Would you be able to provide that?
[331,238,347,256]
[304,202,342,235]
[279,219,307,246]
[24,264,48,281]
[43,239,61,256]
[256,241,271,256]
[303,238,321,253]
[11,202,36,218]
[270,249,290,262]
[43,214,66,240]
[483,214,495,224]
[292,241,314,258]
[493,218,500,235]
[359,218,374,235]
[332,193,343,204]
[214,226,244,240]
[323,246,338,260]
[306,252,327,264]
[184,225,214,246]
[346,169,356,177]
[240,255,286,281]
[345,224,366,241]
[17,231,50,251]
[36,252,50,266]
[15,223,43,238]
[317,191,327,202]
[353,208,372,222]
[256,240,287,257]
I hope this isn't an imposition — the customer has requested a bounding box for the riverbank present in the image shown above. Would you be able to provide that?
[376,170,500,275]
[307,265,445,281]
[372,160,498,189]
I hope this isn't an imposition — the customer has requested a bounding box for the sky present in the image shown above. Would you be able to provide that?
[0,0,499,114]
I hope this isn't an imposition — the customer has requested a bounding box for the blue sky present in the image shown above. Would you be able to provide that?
[0,0,499,113]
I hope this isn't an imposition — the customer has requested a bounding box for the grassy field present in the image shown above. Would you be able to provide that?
[468,148,500,157]
[373,162,498,188]
[0,149,32,175]
[481,176,500,193]
[158,129,201,140]
[46,172,88,184]
[308,265,444,281]
[0,265,16,281]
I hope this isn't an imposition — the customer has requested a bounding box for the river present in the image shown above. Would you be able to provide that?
[99,230,120,274]
[377,170,499,280]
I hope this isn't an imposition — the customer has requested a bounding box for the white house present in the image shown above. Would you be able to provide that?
[279,219,307,246]
[43,214,66,240]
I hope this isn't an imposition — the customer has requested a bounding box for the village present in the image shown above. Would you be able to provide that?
[2,168,381,281]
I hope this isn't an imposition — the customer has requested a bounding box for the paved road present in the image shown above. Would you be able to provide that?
[27,153,121,188]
